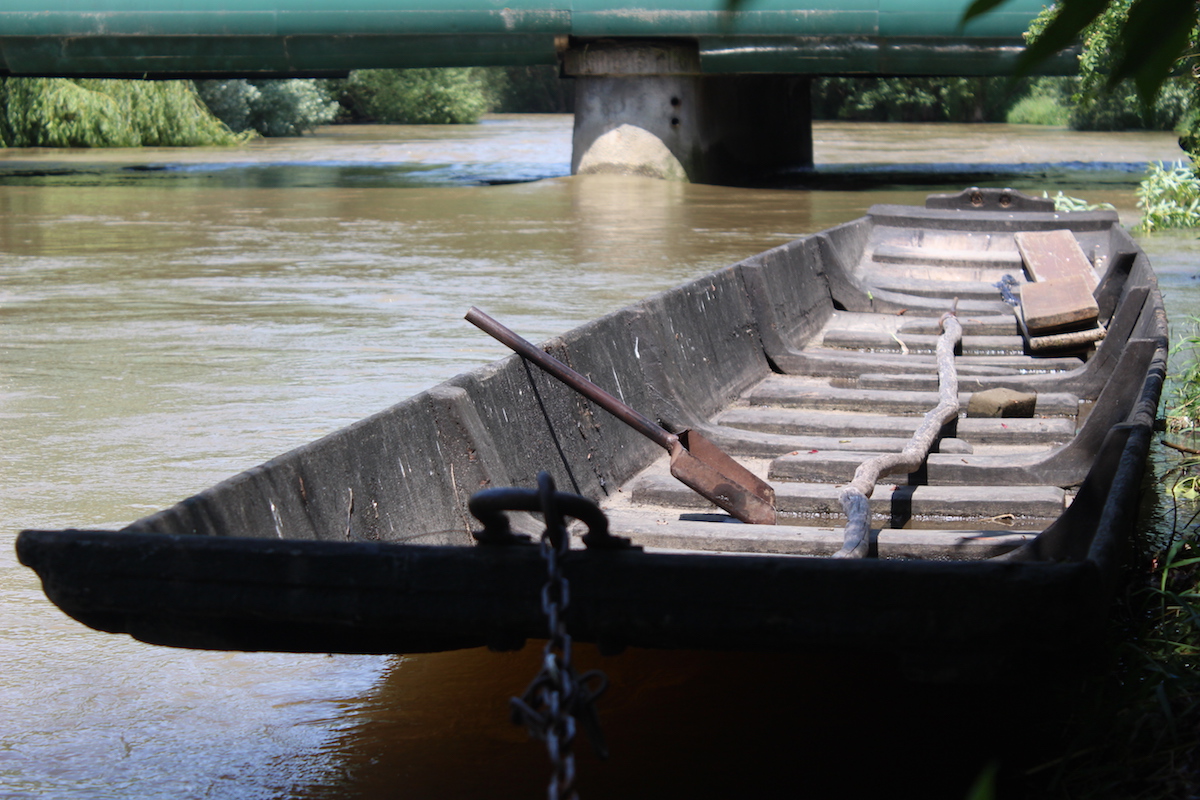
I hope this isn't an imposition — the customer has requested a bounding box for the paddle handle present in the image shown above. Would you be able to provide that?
[465,307,676,451]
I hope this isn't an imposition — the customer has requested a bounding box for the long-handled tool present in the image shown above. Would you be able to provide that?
[465,307,776,525]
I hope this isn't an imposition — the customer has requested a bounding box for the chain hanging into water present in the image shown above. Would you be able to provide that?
[509,472,609,800]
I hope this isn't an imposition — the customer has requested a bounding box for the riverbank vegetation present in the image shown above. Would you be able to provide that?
[1135,162,1200,233]
[0,78,247,147]
[1019,333,1200,798]
[1010,0,1200,233]
[0,65,574,147]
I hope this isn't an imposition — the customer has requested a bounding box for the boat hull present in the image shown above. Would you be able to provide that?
[17,188,1168,677]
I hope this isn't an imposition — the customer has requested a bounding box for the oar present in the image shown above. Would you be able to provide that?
[465,307,776,525]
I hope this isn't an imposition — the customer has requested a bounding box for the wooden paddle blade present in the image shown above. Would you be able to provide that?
[670,431,777,525]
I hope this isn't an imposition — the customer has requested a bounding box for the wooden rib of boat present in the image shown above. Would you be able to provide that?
[17,188,1167,678]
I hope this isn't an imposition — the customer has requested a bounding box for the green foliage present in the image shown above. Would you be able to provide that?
[1046,325,1200,793]
[1135,161,1200,233]
[0,78,242,147]
[1025,326,1200,797]
[812,77,1018,123]
[1069,0,1193,130]
[334,68,497,124]
[195,79,340,137]
[964,0,1197,108]
[1167,319,1200,441]
[1020,0,1196,132]
[1041,535,1200,797]
[1007,84,1072,125]
[1043,190,1116,212]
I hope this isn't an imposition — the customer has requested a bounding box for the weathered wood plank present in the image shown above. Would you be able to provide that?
[1020,275,1099,334]
[898,315,1020,336]
[717,407,1075,444]
[1015,229,1099,288]
[858,272,1006,301]
[821,329,1026,355]
[871,242,1024,269]
[768,448,1096,487]
[765,349,1073,378]
[599,509,1035,559]
[745,378,1081,417]
[627,473,1066,520]
[693,425,973,457]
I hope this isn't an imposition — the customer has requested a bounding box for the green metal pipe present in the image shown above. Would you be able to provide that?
[0,1,1063,77]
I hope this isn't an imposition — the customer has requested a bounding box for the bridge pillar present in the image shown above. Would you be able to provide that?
[563,40,812,185]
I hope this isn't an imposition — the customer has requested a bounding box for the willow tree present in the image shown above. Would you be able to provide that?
[0,78,244,147]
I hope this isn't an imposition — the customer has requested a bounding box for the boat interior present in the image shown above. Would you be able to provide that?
[122,189,1166,571]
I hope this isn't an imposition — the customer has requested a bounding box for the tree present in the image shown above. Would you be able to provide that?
[963,0,1198,106]
[333,69,497,124]
[0,78,242,147]
[195,79,340,137]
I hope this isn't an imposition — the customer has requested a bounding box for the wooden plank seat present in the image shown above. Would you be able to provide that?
[627,474,1066,526]
[897,315,1019,335]
[761,348,1078,378]
[870,242,1024,270]
[716,407,1075,446]
[858,271,1016,301]
[821,329,1027,355]
[599,509,1035,559]
[743,378,1081,417]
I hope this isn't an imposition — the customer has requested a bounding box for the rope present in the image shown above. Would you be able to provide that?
[835,307,963,558]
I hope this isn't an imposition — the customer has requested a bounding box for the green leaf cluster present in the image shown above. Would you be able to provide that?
[1006,80,1073,125]
[0,78,244,147]
[1135,162,1200,233]
[964,0,1198,107]
[1167,318,1200,438]
[812,77,1019,123]
[334,68,498,124]
[1006,3,1196,132]
[196,79,341,137]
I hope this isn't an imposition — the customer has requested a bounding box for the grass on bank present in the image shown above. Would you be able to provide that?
[1022,328,1200,799]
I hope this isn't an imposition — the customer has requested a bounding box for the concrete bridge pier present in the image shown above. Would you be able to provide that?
[564,40,813,185]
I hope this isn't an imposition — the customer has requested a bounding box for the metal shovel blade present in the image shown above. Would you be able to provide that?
[670,431,776,526]
[465,306,777,525]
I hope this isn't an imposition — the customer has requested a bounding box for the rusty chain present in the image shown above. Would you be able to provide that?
[470,472,611,799]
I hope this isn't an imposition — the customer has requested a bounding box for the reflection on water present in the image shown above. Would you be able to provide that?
[295,645,1067,800]
[1,117,1195,798]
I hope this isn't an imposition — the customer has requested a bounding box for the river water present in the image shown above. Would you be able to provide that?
[1,116,1196,798]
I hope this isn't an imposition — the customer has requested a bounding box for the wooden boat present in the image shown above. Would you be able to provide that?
[17,188,1167,678]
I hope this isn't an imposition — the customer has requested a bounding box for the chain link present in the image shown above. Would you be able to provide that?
[509,472,609,800]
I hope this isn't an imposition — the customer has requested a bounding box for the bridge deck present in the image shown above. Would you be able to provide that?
[0,0,1074,78]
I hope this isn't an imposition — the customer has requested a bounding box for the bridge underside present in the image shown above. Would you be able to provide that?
[561,39,1074,185]
[0,2,1075,184]
[0,35,1072,80]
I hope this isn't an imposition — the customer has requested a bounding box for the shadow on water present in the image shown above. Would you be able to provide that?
[0,159,1170,193]
[296,645,1071,799]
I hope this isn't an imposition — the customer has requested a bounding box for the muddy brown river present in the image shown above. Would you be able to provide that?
[2,116,1197,798]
